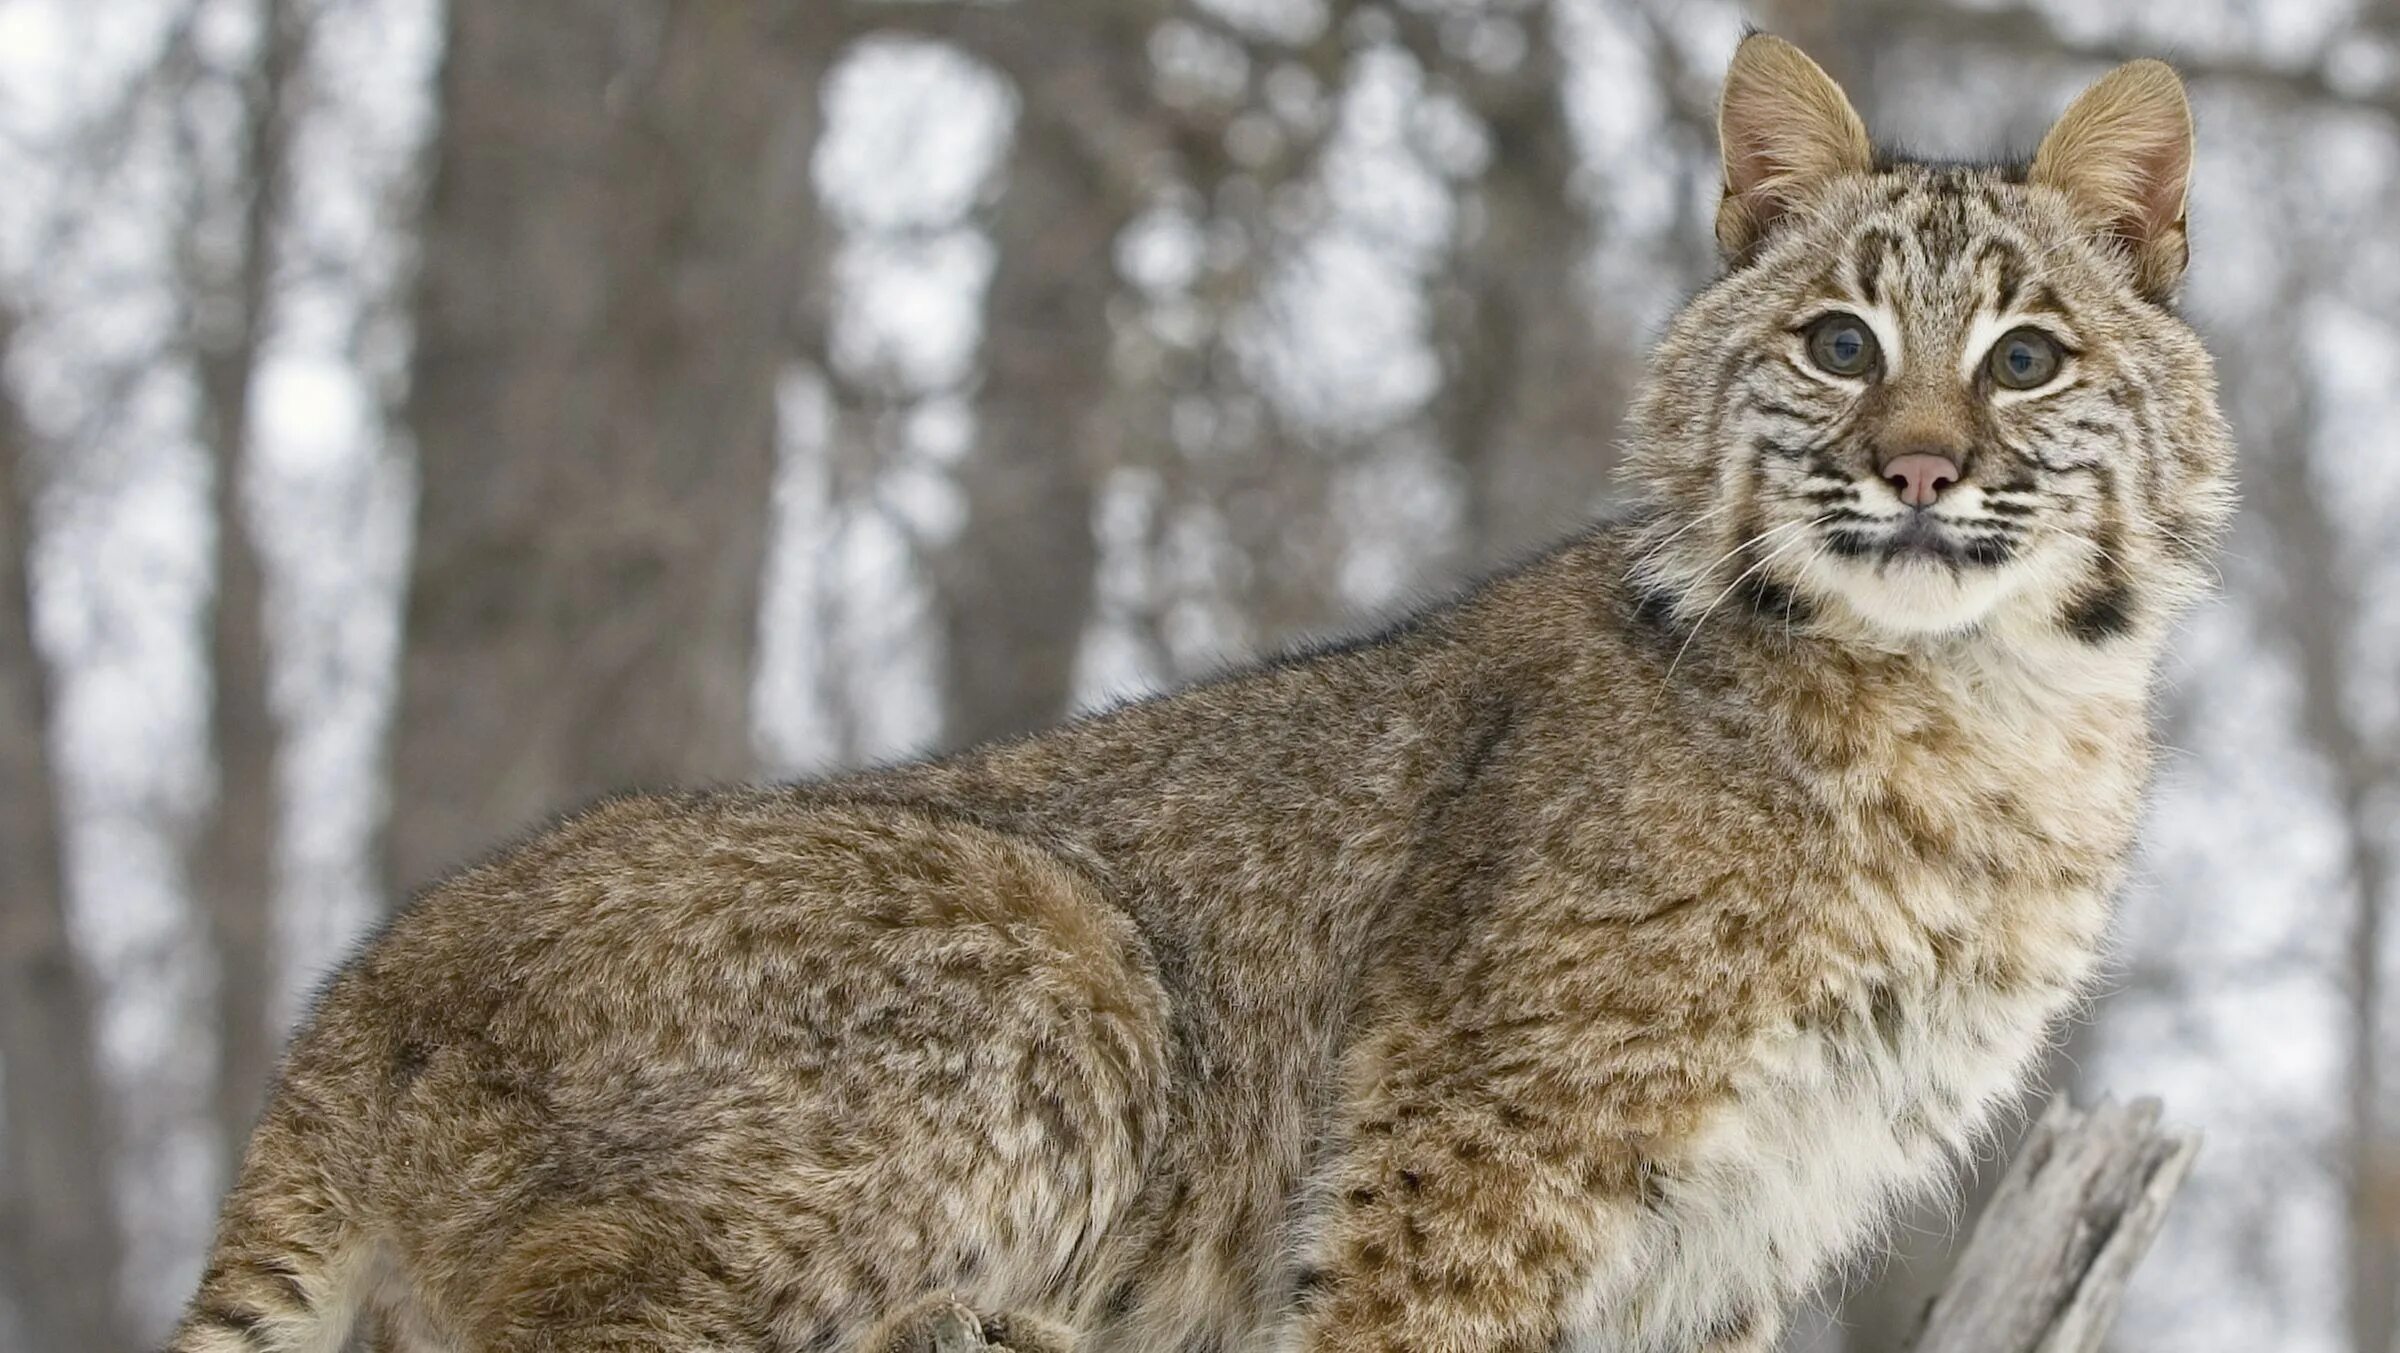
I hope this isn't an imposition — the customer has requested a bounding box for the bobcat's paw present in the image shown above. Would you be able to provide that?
[871,1295,1078,1353]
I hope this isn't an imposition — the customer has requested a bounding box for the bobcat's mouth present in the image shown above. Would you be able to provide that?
[1821,512,2009,573]
[1794,506,2034,635]
[1879,514,2011,571]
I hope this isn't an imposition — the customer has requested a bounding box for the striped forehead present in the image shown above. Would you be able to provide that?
[1822,174,2081,364]
[1838,170,2060,314]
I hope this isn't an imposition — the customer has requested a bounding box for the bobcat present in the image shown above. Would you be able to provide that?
[171,34,2230,1353]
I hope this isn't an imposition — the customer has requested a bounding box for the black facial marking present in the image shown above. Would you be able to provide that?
[258,1255,313,1309]
[1961,535,2013,568]
[2027,282,2072,317]
[1805,449,1851,483]
[1909,172,1977,258]
[1909,201,1940,244]
[1852,227,1904,304]
[200,1304,267,1337]
[1977,238,2025,313]
[1749,397,1818,423]
[1740,573,1815,628]
[1824,528,1878,560]
[1628,584,1682,641]
[2061,577,2137,643]
[2061,462,2138,643]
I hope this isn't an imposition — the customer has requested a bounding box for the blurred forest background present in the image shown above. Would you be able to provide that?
[0,0,2394,1350]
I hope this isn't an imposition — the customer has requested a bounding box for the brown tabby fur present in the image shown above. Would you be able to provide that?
[170,35,2232,1353]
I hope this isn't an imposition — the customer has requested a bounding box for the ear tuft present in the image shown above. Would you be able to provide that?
[2032,59,2195,300]
[1715,34,1873,259]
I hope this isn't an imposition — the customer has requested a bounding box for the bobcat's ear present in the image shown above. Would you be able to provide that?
[2032,59,2194,301]
[1715,33,1873,260]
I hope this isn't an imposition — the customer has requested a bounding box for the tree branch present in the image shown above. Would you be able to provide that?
[1908,1097,2200,1353]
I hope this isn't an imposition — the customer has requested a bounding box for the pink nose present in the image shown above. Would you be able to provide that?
[1881,453,1961,508]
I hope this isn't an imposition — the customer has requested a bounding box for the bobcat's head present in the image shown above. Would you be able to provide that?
[1626,35,2233,654]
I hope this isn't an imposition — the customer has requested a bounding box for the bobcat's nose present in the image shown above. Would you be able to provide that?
[1880,453,1961,509]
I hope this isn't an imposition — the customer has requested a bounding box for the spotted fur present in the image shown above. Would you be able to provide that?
[169,35,2230,1353]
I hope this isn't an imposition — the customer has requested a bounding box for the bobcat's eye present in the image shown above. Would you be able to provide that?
[1805,314,1880,379]
[1988,328,2064,390]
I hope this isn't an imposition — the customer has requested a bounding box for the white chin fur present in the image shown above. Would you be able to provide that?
[1794,550,2024,637]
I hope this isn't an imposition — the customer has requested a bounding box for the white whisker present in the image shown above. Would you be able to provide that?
[1788,538,1834,643]
[1621,503,1733,584]
[1664,516,1835,684]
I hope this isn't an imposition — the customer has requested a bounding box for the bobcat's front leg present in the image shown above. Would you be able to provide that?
[1291,1085,1645,1353]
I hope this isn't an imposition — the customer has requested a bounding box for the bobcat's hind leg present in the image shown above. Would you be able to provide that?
[867,1294,1080,1353]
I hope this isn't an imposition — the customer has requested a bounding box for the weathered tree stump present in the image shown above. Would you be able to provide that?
[1909,1096,2200,1353]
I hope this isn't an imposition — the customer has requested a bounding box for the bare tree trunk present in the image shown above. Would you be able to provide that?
[2337,815,2395,1353]
[2252,376,2398,1353]
[185,0,303,1171]
[1407,2,1628,564]
[0,316,133,1353]
[388,2,819,894]
[932,109,1106,746]
[924,1,1163,747]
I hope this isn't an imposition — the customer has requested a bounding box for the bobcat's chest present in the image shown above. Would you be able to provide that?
[1561,682,2135,1350]
[1559,932,2086,1352]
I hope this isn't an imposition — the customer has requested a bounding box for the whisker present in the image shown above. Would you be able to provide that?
[2146,522,2233,584]
[1621,503,1733,584]
[1665,516,1834,684]
[1680,516,1820,590]
[2080,535,2178,592]
[1787,538,1834,643]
